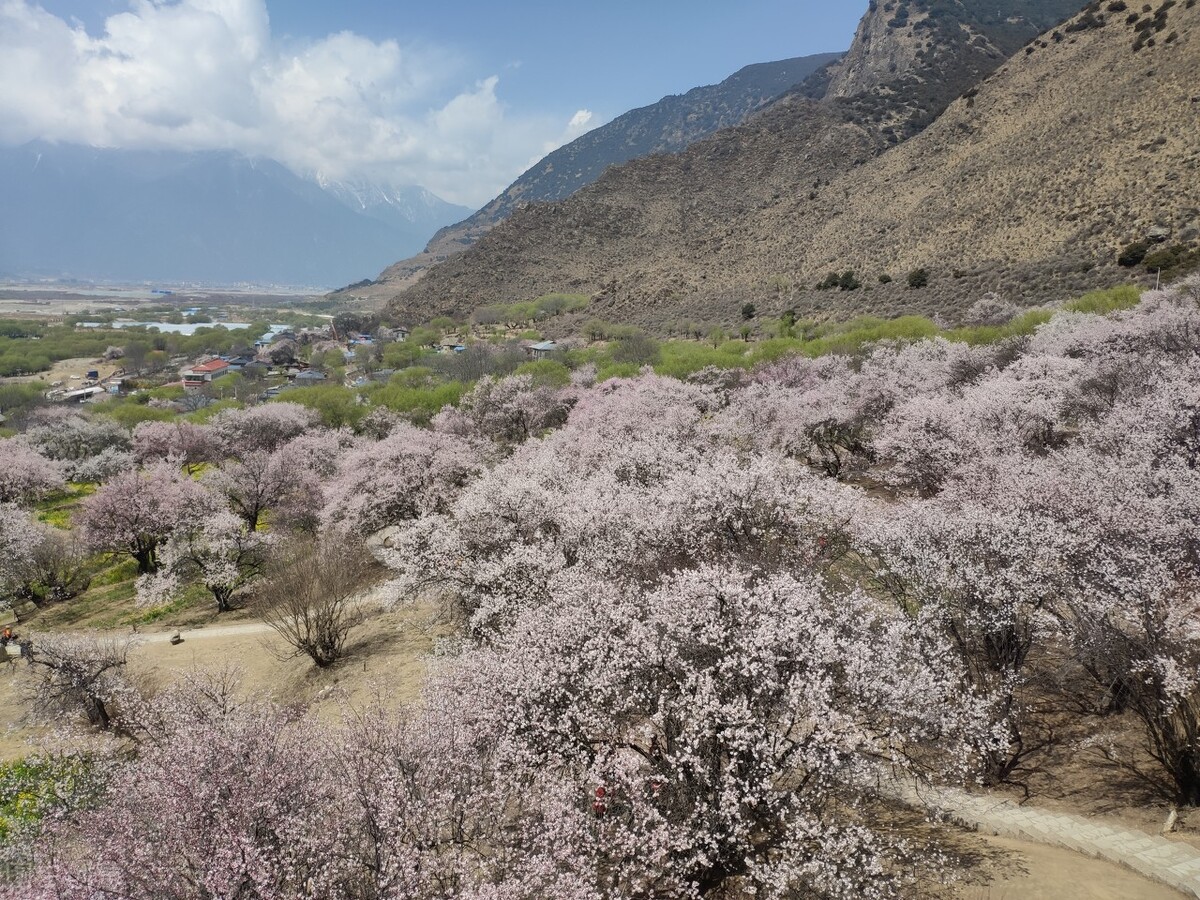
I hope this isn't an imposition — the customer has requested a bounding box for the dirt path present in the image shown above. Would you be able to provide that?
[897,778,1200,898]
[0,596,448,761]
[961,834,1187,899]
[133,621,274,643]
[2,590,1192,898]
[128,580,398,645]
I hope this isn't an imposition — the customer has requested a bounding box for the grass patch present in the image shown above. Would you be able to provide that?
[88,558,139,588]
[29,565,211,630]
[1063,284,1143,315]
[31,579,136,629]
[122,584,210,626]
[34,483,96,530]
[941,309,1055,345]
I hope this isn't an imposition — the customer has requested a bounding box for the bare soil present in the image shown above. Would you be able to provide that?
[957,834,1186,899]
[5,355,120,387]
[0,601,449,760]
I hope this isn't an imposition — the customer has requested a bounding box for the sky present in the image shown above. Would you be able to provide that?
[0,0,863,208]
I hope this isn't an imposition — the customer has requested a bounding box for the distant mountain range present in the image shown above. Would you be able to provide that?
[385,0,1200,329]
[350,52,843,299]
[0,143,470,287]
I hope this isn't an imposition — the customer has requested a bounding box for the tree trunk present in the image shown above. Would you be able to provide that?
[213,587,234,613]
[133,543,158,575]
[87,696,112,730]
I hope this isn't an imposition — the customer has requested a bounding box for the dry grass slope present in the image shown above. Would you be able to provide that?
[386,2,1199,331]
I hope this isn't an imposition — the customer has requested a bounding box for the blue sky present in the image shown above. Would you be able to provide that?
[266,1,862,115]
[2,1,863,206]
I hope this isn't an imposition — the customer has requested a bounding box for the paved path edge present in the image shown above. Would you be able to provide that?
[898,780,1200,898]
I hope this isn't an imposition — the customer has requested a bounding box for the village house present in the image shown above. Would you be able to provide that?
[377,326,409,342]
[527,340,558,360]
[254,326,294,349]
[182,358,231,389]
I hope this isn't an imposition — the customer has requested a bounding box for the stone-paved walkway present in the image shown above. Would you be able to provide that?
[899,780,1200,897]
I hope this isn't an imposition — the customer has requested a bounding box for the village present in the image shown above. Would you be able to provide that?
[40,314,562,411]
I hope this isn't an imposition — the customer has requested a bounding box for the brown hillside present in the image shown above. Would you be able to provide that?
[387,2,1199,330]
[340,53,842,304]
[370,1,1081,313]
[782,0,1200,291]
[386,98,884,321]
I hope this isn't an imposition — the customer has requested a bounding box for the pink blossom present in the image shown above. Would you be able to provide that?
[78,462,219,573]
[209,401,319,454]
[0,438,64,504]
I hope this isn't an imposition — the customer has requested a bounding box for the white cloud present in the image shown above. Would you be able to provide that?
[528,108,597,168]
[567,109,594,136]
[0,0,588,206]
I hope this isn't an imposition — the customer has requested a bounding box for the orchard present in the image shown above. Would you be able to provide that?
[1,279,1199,897]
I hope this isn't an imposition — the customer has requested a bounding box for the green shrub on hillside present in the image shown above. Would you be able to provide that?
[595,362,642,382]
[804,315,940,356]
[472,293,588,326]
[513,360,572,388]
[279,385,366,429]
[0,381,48,422]
[1143,244,1200,277]
[907,268,930,289]
[941,308,1054,345]
[611,333,661,366]
[654,342,746,379]
[96,401,175,429]
[1064,285,1143,314]
[368,377,467,426]
[1118,241,1150,267]
[184,399,242,424]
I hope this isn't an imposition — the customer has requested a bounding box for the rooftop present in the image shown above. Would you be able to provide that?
[188,359,231,374]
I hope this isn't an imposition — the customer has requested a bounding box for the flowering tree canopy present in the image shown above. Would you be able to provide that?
[0,439,65,505]
[322,423,482,536]
[137,510,270,613]
[11,277,1200,896]
[131,420,220,472]
[209,402,319,455]
[79,463,218,574]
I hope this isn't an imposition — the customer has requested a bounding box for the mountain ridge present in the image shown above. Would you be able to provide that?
[348,52,843,300]
[385,0,1198,330]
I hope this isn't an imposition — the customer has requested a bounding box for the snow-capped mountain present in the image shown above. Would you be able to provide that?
[315,176,467,231]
